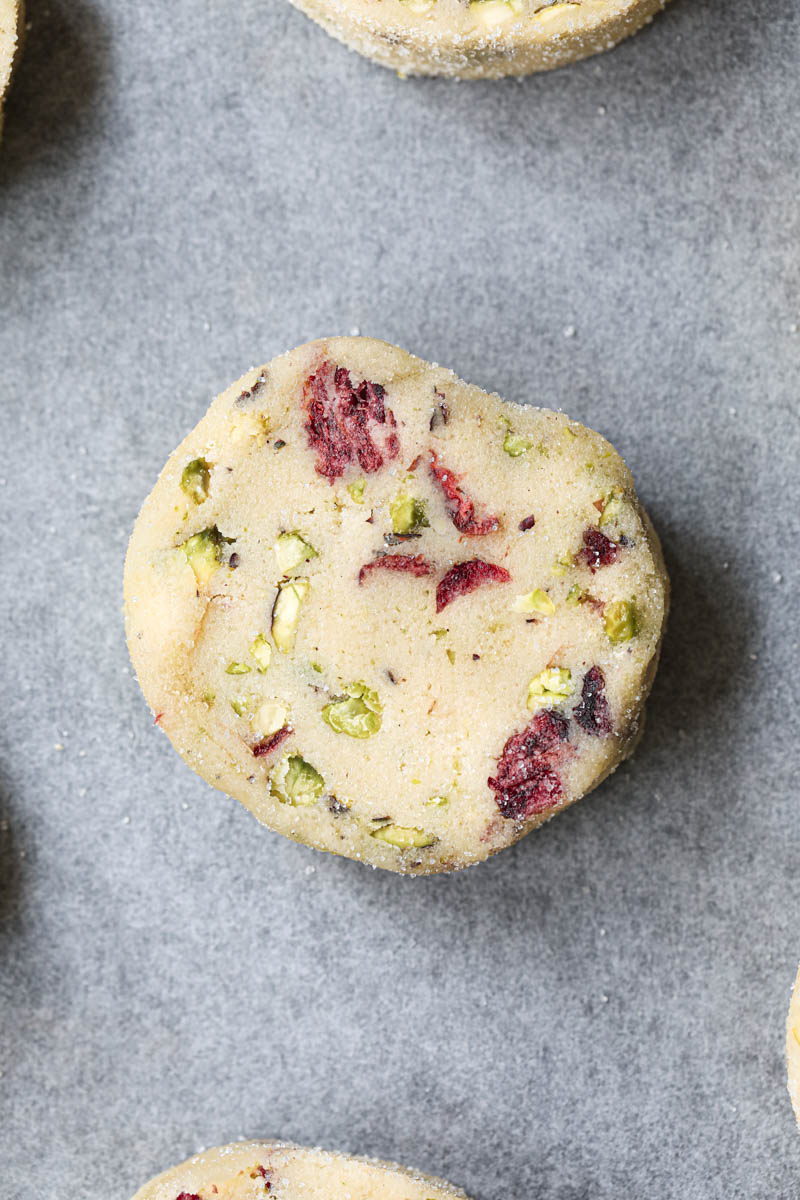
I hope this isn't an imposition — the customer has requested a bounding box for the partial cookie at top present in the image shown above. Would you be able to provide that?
[124,336,669,875]
[130,1141,470,1200]
[286,0,671,79]
[0,0,23,138]
[787,964,800,1128]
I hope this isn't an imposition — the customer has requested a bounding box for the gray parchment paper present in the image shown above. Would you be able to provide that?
[1,1,799,1197]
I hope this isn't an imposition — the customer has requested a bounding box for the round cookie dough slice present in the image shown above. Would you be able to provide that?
[286,0,670,79]
[787,964,800,1127]
[0,0,23,138]
[125,336,668,875]
[131,1141,470,1200]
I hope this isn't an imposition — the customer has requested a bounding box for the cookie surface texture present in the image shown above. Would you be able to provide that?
[124,336,669,874]
[788,964,800,1127]
[286,0,670,79]
[0,0,23,138]
[130,1141,471,1200]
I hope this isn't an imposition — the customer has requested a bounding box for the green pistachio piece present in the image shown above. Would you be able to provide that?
[371,824,436,849]
[604,599,637,644]
[566,584,585,606]
[599,489,624,526]
[201,690,215,706]
[425,795,449,808]
[253,700,288,737]
[389,493,429,535]
[270,754,324,806]
[181,526,234,586]
[230,696,251,717]
[550,555,572,577]
[249,634,272,672]
[446,649,456,665]
[322,681,382,739]
[274,531,318,576]
[225,661,251,675]
[503,430,533,458]
[180,457,211,504]
[271,579,310,653]
[526,667,572,712]
[347,479,366,504]
[512,588,556,616]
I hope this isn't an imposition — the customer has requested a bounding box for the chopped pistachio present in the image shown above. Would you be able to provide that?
[180,458,211,504]
[565,427,578,440]
[201,690,215,706]
[503,430,533,457]
[230,696,251,717]
[599,489,624,526]
[322,682,382,739]
[605,599,637,644]
[274,531,318,576]
[527,667,572,712]
[432,628,448,640]
[271,579,309,653]
[551,555,572,577]
[470,0,517,26]
[253,700,288,737]
[347,479,366,504]
[225,661,251,675]
[425,795,449,808]
[566,584,585,606]
[512,588,556,616]
[535,1,580,22]
[371,824,436,848]
[249,634,272,672]
[390,493,429,535]
[181,526,234,586]
[446,649,456,665]
[270,754,324,806]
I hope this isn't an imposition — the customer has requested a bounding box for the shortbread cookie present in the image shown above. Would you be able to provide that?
[787,965,800,1126]
[0,0,23,137]
[131,1142,470,1200]
[124,337,668,874]
[287,0,670,79]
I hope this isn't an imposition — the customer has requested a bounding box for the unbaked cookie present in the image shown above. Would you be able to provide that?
[0,0,23,137]
[130,1141,470,1200]
[124,337,668,874]
[787,964,800,1127]
[286,0,670,79]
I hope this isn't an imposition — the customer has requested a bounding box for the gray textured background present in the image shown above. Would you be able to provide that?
[1,1,799,1197]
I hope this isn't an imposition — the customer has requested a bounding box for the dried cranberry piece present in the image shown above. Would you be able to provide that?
[572,666,612,736]
[435,559,511,612]
[429,451,500,536]
[303,361,400,481]
[518,514,536,532]
[252,726,292,757]
[175,1193,202,1200]
[359,554,434,584]
[488,710,571,820]
[579,527,619,571]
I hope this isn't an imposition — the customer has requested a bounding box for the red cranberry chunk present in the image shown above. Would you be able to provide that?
[429,451,500,536]
[518,514,536,532]
[573,666,612,736]
[579,527,619,571]
[488,711,570,819]
[303,361,399,480]
[435,559,511,613]
[359,554,434,584]
[175,1194,202,1200]
[253,726,292,757]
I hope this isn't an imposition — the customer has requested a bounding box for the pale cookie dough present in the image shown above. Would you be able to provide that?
[124,336,668,875]
[787,964,800,1127]
[0,0,22,138]
[131,1141,470,1200]
[286,0,670,79]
